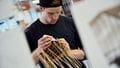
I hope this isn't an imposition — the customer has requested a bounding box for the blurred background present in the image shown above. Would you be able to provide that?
[0,0,120,68]
[0,0,81,32]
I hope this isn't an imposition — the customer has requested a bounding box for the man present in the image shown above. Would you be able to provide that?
[25,0,86,67]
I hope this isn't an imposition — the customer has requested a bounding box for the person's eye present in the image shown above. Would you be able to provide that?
[48,13,54,15]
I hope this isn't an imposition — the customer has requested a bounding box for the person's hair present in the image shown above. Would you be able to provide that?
[37,0,62,8]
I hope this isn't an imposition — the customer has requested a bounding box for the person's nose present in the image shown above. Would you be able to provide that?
[52,14,58,20]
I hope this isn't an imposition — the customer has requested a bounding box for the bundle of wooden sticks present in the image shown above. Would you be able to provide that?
[38,40,82,68]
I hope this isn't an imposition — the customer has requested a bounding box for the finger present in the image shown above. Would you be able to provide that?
[58,38,68,44]
[38,35,54,47]
[40,35,53,42]
[57,38,70,49]
[38,40,51,49]
[38,37,52,46]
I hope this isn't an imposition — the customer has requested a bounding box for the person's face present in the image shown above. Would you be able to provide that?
[41,6,62,24]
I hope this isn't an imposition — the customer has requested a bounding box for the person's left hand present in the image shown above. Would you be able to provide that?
[57,38,85,60]
[57,38,70,50]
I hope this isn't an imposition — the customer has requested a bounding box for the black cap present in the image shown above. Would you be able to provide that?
[37,0,62,8]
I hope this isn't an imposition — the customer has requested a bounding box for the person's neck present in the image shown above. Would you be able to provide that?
[39,17,48,25]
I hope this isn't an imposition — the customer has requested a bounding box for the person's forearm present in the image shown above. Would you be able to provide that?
[32,50,40,64]
[32,47,43,64]
[67,49,85,60]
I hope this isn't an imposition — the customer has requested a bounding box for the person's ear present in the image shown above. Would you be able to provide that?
[36,6,45,12]
[39,6,45,12]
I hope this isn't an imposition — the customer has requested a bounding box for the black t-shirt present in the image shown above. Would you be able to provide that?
[25,16,86,68]
[25,16,83,52]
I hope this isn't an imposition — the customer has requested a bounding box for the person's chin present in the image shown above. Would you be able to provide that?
[49,21,57,24]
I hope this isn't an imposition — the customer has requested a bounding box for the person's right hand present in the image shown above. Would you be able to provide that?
[32,35,54,63]
[37,35,54,50]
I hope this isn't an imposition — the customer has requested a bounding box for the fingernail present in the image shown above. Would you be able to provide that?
[52,38,56,41]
